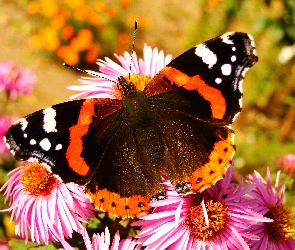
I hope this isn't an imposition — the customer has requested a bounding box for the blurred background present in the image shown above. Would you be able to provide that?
[0,0,294,248]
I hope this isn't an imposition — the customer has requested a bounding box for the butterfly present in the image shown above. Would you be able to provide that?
[4,32,258,218]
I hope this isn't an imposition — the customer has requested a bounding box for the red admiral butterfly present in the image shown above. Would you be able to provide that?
[4,32,258,218]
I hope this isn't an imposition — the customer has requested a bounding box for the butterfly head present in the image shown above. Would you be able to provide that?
[117,76,137,97]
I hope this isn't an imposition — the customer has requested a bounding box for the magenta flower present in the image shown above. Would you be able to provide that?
[132,164,272,250]
[67,44,172,99]
[0,61,36,99]
[246,168,295,249]
[0,162,95,246]
[283,154,295,168]
[282,153,295,176]
[0,116,13,155]
[82,226,141,250]
[0,241,9,250]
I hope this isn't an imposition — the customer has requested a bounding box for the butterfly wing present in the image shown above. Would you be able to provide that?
[83,111,165,217]
[4,99,122,185]
[5,98,164,217]
[144,32,257,193]
[148,87,235,193]
[145,32,258,124]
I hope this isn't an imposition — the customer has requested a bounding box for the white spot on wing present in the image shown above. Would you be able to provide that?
[40,138,51,151]
[221,64,232,76]
[221,33,234,45]
[215,78,222,84]
[231,55,236,62]
[248,34,256,50]
[43,108,57,133]
[30,139,36,145]
[53,174,63,182]
[55,144,62,150]
[195,43,217,68]
[16,118,28,131]
[232,104,242,122]
[242,67,249,77]
[3,137,13,154]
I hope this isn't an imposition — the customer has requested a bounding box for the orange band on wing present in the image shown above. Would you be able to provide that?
[163,67,226,119]
[187,131,235,192]
[87,187,151,218]
[66,100,95,176]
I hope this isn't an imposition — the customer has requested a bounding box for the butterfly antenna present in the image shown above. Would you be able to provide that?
[63,63,117,84]
[129,20,138,80]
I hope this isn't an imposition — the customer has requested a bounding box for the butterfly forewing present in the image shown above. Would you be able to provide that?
[145,32,258,124]
[4,99,122,184]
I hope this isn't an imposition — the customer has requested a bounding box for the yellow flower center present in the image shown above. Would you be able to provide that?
[113,74,151,99]
[185,199,228,240]
[20,162,58,196]
[127,74,151,91]
[264,204,295,243]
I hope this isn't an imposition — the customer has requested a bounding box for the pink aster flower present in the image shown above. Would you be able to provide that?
[0,61,36,99]
[67,44,172,99]
[82,226,141,250]
[0,241,9,250]
[246,168,295,249]
[0,116,13,155]
[281,153,295,176]
[132,164,272,250]
[0,162,95,248]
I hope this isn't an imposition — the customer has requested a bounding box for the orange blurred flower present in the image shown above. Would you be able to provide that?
[205,0,224,12]
[29,35,43,49]
[40,0,60,17]
[93,1,105,12]
[61,24,75,40]
[116,32,129,55]
[27,2,40,15]
[51,13,68,29]
[88,14,102,27]
[73,6,95,21]
[40,27,60,51]
[64,0,85,9]
[127,15,149,28]
[57,45,79,65]
[70,29,93,51]
[26,0,148,66]
[106,7,117,18]
[121,0,131,8]
[85,44,101,64]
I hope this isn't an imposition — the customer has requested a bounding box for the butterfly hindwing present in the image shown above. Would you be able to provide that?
[149,91,235,192]
[83,110,165,217]
[81,103,165,198]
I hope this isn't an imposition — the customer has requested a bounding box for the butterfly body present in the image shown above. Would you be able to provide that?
[4,32,258,218]
[120,80,153,127]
